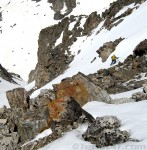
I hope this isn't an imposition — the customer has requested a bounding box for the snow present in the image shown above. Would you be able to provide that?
[55,31,63,47]
[114,3,137,18]
[22,128,52,147]
[40,98,147,150]
[71,0,117,16]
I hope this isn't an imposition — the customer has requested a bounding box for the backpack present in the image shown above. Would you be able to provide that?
[111,55,116,60]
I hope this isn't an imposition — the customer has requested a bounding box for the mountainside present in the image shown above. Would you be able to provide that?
[0,0,147,150]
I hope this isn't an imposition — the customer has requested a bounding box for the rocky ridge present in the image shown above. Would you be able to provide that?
[29,0,146,88]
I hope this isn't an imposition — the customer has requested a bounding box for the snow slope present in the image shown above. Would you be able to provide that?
[0,0,57,80]
[0,0,117,81]
[31,1,147,98]
[41,99,147,150]
[0,77,27,108]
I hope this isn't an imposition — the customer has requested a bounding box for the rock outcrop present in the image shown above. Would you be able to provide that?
[82,116,130,148]
[30,15,86,87]
[102,0,144,30]
[97,38,124,62]
[83,11,101,35]
[48,0,76,20]
[53,72,112,106]
[0,64,17,84]
[89,39,147,94]
[6,88,51,143]
[49,96,94,135]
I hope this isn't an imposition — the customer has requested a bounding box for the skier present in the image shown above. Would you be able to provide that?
[110,55,118,66]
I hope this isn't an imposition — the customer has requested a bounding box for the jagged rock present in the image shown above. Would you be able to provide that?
[83,11,101,35]
[6,88,29,111]
[0,64,17,84]
[132,92,147,101]
[102,0,143,30]
[53,72,112,106]
[49,96,94,135]
[97,38,124,62]
[82,116,130,148]
[31,17,77,87]
[6,88,51,143]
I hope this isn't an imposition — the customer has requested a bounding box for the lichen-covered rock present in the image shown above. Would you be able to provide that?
[0,132,20,150]
[6,88,51,143]
[82,116,130,148]
[49,96,94,135]
[53,72,112,106]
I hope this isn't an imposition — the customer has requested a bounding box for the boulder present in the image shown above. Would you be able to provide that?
[6,88,51,143]
[48,96,94,135]
[82,116,130,148]
[53,72,112,106]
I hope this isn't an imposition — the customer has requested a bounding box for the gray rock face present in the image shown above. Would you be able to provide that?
[6,88,51,143]
[82,116,130,148]
[83,12,101,35]
[30,17,77,87]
